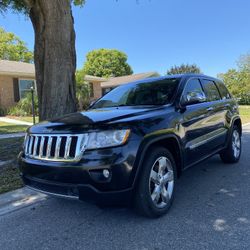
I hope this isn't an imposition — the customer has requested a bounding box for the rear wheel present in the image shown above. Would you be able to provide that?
[220,125,241,163]
[134,147,177,218]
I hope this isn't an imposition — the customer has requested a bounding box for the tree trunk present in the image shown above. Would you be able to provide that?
[28,0,77,121]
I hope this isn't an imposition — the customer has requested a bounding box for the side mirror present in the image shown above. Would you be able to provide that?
[182,91,206,106]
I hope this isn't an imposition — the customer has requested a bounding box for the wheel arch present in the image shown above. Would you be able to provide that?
[132,134,184,188]
[225,116,242,147]
[232,117,242,136]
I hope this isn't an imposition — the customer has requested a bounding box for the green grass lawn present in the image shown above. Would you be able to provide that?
[0,122,28,134]
[239,105,250,124]
[0,137,24,194]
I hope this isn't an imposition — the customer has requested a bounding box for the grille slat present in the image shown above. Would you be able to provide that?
[28,136,34,155]
[65,136,72,158]
[46,136,53,159]
[33,136,38,156]
[24,134,88,162]
[25,135,30,154]
[39,136,45,157]
[55,136,62,158]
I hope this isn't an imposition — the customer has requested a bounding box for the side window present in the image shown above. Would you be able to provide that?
[215,81,231,100]
[181,78,204,104]
[201,79,221,102]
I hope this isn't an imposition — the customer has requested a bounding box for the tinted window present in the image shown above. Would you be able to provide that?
[215,81,231,100]
[91,78,180,108]
[201,79,221,101]
[181,78,204,103]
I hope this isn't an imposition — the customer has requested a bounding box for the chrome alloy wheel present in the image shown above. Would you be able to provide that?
[232,130,241,158]
[149,156,174,208]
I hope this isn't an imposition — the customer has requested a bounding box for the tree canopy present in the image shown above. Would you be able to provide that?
[0,0,84,12]
[218,53,250,104]
[82,49,133,78]
[166,63,201,75]
[0,26,33,62]
[0,0,27,13]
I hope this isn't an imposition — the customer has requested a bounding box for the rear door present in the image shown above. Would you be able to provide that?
[200,78,228,150]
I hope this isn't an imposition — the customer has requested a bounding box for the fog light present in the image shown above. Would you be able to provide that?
[103,169,110,178]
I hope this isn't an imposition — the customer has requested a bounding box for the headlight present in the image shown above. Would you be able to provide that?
[86,129,130,150]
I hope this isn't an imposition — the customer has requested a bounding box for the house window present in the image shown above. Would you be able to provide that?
[89,82,94,97]
[19,79,36,99]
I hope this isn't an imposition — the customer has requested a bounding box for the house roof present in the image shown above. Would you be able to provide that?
[0,60,35,77]
[84,75,106,82]
[101,72,159,88]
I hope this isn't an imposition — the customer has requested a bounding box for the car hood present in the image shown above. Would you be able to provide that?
[28,106,165,134]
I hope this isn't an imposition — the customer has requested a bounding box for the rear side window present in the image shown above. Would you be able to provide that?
[201,79,221,102]
[215,81,231,100]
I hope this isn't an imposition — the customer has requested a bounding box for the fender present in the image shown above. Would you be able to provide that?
[225,115,242,147]
[130,132,184,188]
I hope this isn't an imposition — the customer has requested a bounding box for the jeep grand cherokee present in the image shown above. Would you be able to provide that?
[18,74,242,217]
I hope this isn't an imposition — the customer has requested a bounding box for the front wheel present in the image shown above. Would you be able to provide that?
[134,147,177,218]
[220,125,241,163]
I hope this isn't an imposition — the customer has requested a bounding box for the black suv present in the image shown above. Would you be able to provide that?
[18,74,242,217]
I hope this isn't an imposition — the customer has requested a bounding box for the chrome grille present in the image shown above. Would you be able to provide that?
[24,134,88,162]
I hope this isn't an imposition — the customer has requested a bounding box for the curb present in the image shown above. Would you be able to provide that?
[0,187,47,216]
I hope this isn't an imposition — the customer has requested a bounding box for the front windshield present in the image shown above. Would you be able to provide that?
[91,78,180,109]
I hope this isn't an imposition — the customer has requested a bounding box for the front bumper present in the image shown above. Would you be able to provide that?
[18,141,139,205]
[22,175,133,205]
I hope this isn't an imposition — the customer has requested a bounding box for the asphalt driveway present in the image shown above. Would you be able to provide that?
[0,125,250,250]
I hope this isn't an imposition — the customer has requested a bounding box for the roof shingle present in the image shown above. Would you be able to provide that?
[0,60,35,77]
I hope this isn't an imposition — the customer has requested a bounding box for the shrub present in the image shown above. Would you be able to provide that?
[9,92,38,116]
[76,82,90,110]
[0,107,7,116]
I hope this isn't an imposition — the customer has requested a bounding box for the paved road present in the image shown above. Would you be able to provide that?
[1,126,250,250]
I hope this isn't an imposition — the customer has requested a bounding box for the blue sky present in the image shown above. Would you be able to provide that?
[0,0,249,77]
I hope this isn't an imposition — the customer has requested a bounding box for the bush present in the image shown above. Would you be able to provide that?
[0,107,7,116]
[9,92,38,116]
[75,73,90,110]
[77,84,90,110]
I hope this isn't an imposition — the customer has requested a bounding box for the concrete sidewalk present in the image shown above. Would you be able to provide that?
[0,187,47,216]
[0,117,32,126]
[0,132,26,139]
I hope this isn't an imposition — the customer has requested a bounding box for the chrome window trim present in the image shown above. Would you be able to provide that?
[186,128,227,150]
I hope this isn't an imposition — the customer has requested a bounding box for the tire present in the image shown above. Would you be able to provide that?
[134,147,177,218]
[220,125,241,163]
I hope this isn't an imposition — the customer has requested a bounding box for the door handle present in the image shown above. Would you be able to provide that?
[206,107,214,112]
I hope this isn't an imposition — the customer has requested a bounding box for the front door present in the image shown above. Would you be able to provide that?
[179,78,213,166]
